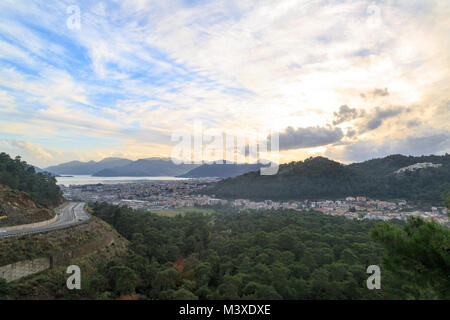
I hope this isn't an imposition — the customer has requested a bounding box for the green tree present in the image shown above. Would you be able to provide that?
[217,274,241,299]
[371,217,450,299]
[173,288,198,300]
[442,190,450,214]
[152,267,180,294]
[108,266,139,296]
[195,262,212,287]
[255,284,282,300]
[0,278,11,299]
[0,152,62,207]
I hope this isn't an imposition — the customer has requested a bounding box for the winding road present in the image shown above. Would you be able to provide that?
[0,202,90,239]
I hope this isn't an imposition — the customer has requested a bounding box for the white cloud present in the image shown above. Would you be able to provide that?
[0,0,449,165]
[0,139,54,164]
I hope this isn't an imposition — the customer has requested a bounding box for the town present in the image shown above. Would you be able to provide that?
[60,181,450,227]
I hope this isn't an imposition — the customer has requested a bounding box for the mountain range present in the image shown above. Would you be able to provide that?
[91,158,198,177]
[45,157,133,175]
[44,158,267,178]
[178,162,268,178]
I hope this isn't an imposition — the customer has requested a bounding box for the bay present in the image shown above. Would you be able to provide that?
[56,174,189,186]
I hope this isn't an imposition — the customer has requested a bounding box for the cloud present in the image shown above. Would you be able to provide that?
[362,106,404,132]
[333,105,365,125]
[0,0,449,164]
[360,88,390,100]
[407,119,421,128]
[325,132,450,162]
[0,139,54,165]
[333,104,406,133]
[346,129,357,138]
[276,126,344,150]
[373,88,389,97]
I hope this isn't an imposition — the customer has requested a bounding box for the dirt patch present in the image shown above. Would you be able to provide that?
[0,184,55,227]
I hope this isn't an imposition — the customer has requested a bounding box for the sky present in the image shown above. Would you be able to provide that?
[0,0,449,167]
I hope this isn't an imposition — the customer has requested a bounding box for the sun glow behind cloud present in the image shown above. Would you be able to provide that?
[0,0,449,167]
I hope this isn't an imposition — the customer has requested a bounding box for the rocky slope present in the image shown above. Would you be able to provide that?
[0,185,55,227]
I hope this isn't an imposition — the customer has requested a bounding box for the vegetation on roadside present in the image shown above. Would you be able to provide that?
[0,217,125,266]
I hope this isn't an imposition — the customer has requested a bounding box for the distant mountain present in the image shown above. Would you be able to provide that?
[92,158,199,177]
[33,166,44,173]
[204,154,450,203]
[32,166,61,177]
[45,157,133,175]
[178,162,268,178]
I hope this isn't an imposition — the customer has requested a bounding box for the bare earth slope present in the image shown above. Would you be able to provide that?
[0,185,54,227]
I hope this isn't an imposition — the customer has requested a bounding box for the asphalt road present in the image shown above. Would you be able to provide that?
[0,202,90,238]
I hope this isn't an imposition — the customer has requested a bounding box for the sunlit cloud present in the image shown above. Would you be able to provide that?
[0,0,449,166]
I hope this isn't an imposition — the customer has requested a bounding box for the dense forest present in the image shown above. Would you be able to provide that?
[73,203,449,300]
[204,154,450,203]
[0,152,61,207]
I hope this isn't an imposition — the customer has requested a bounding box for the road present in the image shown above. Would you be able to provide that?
[0,202,90,238]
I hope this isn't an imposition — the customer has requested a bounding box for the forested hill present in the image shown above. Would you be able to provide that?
[205,154,450,203]
[0,153,62,207]
[88,203,450,299]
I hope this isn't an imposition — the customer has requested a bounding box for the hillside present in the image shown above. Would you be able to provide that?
[92,158,199,177]
[0,153,62,207]
[178,162,267,178]
[45,157,133,175]
[0,214,129,299]
[0,185,55,227]
[204,154,450,203]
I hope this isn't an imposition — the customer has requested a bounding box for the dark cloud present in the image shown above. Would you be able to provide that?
[346,129,356,138]
[372,88,389,97]
[407,119,421,128]
[333,105,365,125]
[361,88,390,100]
[365,118,382,131]
[325,133,450,162]
[362,106,403,131]
[333,105,404,131]
[275,126,344,150]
